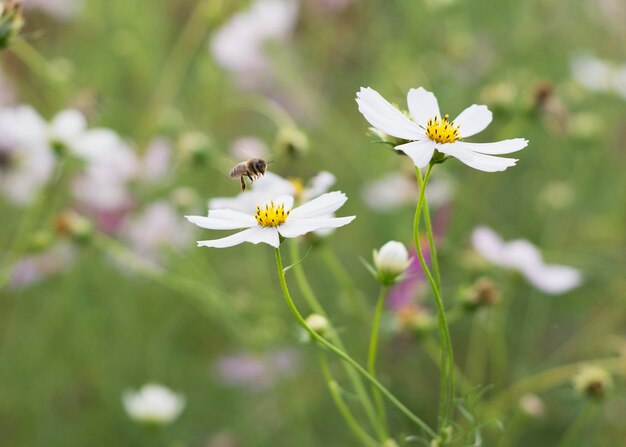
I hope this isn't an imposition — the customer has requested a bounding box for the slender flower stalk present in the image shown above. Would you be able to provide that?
[318,352,380,447]
[413,164,455,430]
[288,240,386,441]
[367,285,389,433]
[274,247,437,439]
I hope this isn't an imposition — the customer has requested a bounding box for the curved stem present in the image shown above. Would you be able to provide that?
[416,169,440,289]
[288,240,386,441]
[275,247,437,439]
[318,352,379,447]
[368,286,389,433]
[413,165,455,429]
[557,403,597,447]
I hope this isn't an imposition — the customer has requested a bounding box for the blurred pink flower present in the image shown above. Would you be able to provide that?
[214,349,300,391]
[209,0,298,86]
[10,243,76,288]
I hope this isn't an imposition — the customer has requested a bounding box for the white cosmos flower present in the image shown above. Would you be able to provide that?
[373,241,411,284]
[187,191,355,248]
[122,384,185,425]
[356,86,528,172]
[471,226,582,295]
[571,54,626,100]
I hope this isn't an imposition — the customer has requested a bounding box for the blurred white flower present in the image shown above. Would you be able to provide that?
[71,129,139,212]
[471,226,582,295]
[373,241,411,285]
[362,172,453,212]
[122,384,185,425]
[230,136,269,161]
[9,242,76,288]
[48,108,87,151]
[518,393,545,418]
[187,191,355,248]
[22,0,82,20]
[0,105,55,205]
[123,201,193,262]
[356,86,528,172]
[210,0,298,80]
[571,54,626,99]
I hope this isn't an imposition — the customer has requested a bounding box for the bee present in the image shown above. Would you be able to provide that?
[229,158,268,191]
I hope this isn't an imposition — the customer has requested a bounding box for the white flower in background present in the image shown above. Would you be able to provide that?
[209,171,335,212]
[187,191,355,248]
[356,86,528,172]
[122,384,185,425]
[9,242,75,288]
[22,0,82,20]
[140,137,172,184]
[362,171,454,212]
[518,393,545,418]
[71,129,139,212]
[373,241,411,285]
[471,226,582,295]
[123,201,193,262]
[0,105,55,205]
[230,136,269,161]
[210,0,298,76]
[571,54,626,99]
[47,108,87,151]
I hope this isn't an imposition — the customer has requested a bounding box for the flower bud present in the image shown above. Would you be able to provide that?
[0,0,23,50]
[178,131,212,166]
[461,277,500,311]
[573,365,612,400]
[373,241,410,285]
[54,210,93,243]
[274,127,309,159]
[304,313,329,336]
[518,393,545,418]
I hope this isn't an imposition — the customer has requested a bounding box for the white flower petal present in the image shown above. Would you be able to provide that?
[245,226,280,247]
[267,194,294,211]
[471,226,506,264]
[407,87,440,127]
[356,87,424,141]
[439,143,518,172]
[454,104,492,137]
[452,138,528,155]
[523,264,582,295]
[394,140,437,168]
[186,210,257,230]
[196,227,265,248]
[289,191,347,219]
[278,216,355,238]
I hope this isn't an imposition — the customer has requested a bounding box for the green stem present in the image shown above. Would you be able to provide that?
[275,247,437,439]
[413,165,455,429]
[288,240,386,441]
[415,169,440,289]
[368,286,389,434]
[318,352,379,447]
[557,403,597,447]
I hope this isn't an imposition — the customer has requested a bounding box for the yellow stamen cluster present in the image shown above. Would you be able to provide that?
[288,178,304,199]
[254,201,290,227]
[425,114,461,144]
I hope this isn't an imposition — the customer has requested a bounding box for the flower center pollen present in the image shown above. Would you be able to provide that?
[254,201,290,227]
[425,114,461,144]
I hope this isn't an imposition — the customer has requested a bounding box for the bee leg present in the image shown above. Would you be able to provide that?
[240,176,246,191]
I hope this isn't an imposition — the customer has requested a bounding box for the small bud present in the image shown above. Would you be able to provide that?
[373,241,410,285]
[54,210,93,243]
[518,393,545,418]
[573,365,612,400]
[274,127,309,159]
[0,0,23,50]
[461,277,500,311]
[394,305,435,337]
[382,439,399,447]
[304,314,329,336]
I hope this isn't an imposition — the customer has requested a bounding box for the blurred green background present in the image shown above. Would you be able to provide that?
[1,0,625,445]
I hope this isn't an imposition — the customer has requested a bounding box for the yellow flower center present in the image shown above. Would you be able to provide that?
[425,114,461,144]
[254,201,290,227]
[288,177,304,199]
